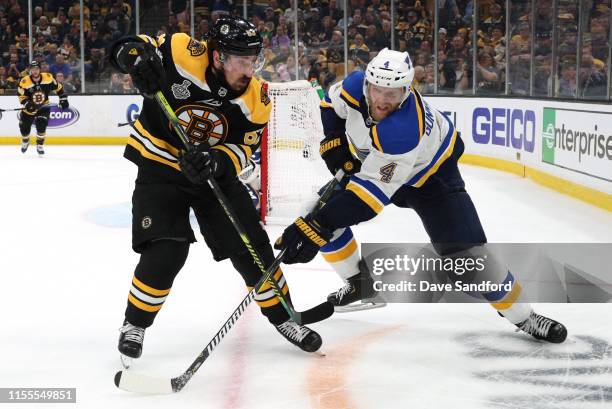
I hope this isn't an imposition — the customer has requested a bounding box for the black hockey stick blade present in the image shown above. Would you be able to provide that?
[300,300,334,324]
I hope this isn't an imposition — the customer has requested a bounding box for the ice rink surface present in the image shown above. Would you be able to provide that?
[1,146,611,409]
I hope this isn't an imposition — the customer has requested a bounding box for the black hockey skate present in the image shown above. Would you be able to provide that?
[20,138,29,153]
[118,320,145,368]
[328,260,385,312]
[36,141,44,155]
[515,311,567,343]
[275,319,322,352]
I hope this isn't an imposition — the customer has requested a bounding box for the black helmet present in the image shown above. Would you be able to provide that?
[29,60,40,69]
[208,16,263,57]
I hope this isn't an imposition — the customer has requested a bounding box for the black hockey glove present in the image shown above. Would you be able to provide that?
[319,135,361,176]
[178,144,218,185]
[274,215,333,264]
[23,100,38,112]
[59,96,69,109]
[117,42,165,98]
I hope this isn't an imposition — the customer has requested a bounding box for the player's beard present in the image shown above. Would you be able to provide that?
[232,75,251,93]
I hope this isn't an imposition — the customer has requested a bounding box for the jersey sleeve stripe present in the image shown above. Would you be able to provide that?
[370,126,384,152]
[346,181,385,214]
[320,100,333,109]
[351,175,390,204]
[340,88,360,110]
[212,145,242,174]
[127,137,181,171]
[225,143,248,168]
[133,120,179,157]
[412,89,425,140]
[407,118,458,187]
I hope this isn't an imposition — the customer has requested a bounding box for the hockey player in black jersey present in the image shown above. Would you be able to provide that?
[17,61,69,155]
[110,17,322,367]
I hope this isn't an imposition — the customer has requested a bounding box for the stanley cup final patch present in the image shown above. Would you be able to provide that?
[172,80,192,100]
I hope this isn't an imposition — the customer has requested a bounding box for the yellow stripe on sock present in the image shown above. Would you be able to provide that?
[322,239,358,263]
[491,283,522,310]
[132,276,171,296]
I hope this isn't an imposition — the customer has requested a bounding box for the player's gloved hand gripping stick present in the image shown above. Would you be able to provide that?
[113,91,344,393]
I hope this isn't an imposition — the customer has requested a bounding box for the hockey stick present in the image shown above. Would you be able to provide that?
[152,91,331,325]
[0,104,56,120]
[114,163,344,394]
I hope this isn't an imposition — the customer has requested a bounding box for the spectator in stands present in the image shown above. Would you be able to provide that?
[446,35,470,62]
[50,54,72,79]
[169,0,188,24]
[36,15,52,37]
[481,2,504,34]
[348,33,370,72]
[59,35,75,59]
[476,50,500,94]
[271,24,291,50]
[33,33,49,56]
[120,73,136,93]
[580,53,607,99]
[412,65,426,93]
[45,43,59,65]
[48,24,62,45]
[109,72,123,93]
[56,71,77,93]
[326,29,345,77]
[558,61,577,98]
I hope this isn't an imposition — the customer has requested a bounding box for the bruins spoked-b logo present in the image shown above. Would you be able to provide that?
[141,216,152,229]
[32,90,46,105]
[186,39,206,56]
[175,105,228,145]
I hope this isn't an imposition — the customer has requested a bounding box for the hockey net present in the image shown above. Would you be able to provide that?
[260,80,331,224]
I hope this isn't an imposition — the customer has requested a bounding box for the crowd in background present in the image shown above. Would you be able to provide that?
[0,0,610,99]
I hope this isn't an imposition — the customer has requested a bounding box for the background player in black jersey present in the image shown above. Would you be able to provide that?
[110,17,322,368]
[17,61,69,155]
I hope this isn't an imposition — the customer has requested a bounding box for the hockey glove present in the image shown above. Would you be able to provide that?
[118,42,165,98]
[319,135,361,176]
[59,96,69,109]
[274,215,333,264]
[23,100,38,112]
[178,144,218,185]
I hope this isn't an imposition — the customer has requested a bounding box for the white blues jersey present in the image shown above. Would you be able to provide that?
[320,71,458,217]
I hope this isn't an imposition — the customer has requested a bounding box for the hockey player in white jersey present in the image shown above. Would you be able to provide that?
[275,48,567,343]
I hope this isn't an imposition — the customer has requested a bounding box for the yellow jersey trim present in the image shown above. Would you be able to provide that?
[127,137,181,171]
[132,276,171,296]
[128,293,163,312]
[212,145,241,174]
[346,182,384,213]
[133,120,179,157]
[412,130,458,187]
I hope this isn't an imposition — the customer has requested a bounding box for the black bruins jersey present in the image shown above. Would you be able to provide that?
[116,33,271,180]
[18,72,65,114]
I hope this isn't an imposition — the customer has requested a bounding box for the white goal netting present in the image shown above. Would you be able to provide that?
[261,80,332,224]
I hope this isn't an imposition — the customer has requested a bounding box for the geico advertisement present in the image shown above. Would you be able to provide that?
[542,108,612,182]
[471,107,536,153]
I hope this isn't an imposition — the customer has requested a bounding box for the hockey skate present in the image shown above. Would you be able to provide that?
[20,138,29,153]
[118,320,146,368]
[329,260,386,313]
[275,319,322,352]
[515,311,567,343]
[36,142,44,155]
